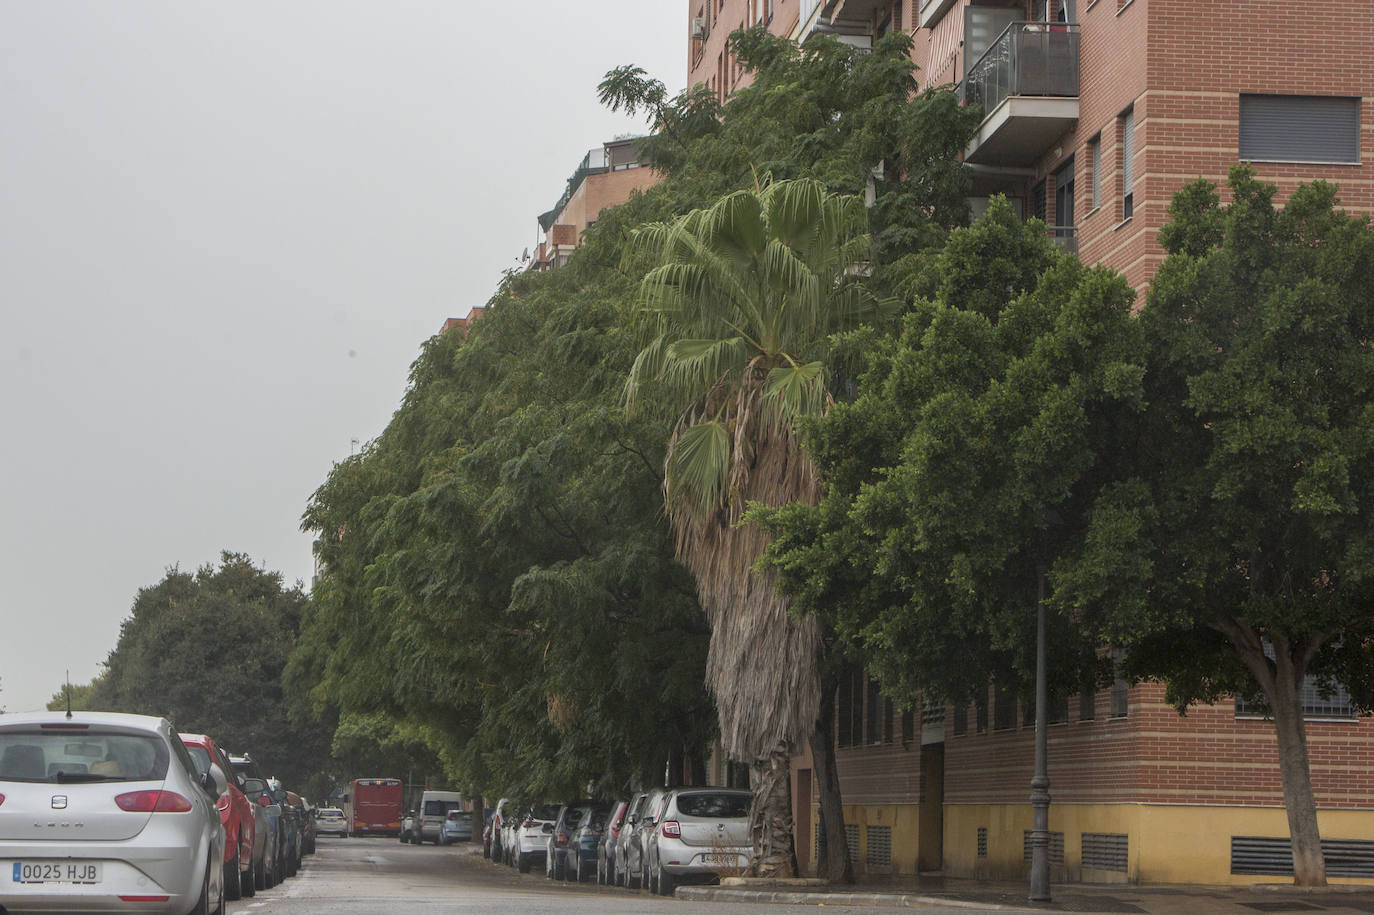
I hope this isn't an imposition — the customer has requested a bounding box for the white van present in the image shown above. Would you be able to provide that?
[418,790,464,844]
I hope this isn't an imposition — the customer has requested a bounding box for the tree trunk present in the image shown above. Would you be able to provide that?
[1268,656,1326,886]
[1219,621,1327,887]
[748,742,795,877]
[810,680,853,883]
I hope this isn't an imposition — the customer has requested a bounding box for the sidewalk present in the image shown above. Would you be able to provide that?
[676,875,1374,913]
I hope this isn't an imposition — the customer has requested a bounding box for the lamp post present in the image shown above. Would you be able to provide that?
[1028,559,1052,902]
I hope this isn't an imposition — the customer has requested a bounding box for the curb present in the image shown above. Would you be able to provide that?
[676,887,1011,909]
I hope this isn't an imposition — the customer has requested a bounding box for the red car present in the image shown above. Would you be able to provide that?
[181,732,257,900]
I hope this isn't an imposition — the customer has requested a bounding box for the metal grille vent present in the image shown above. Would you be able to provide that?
[1082,832,1129,872]
[977,827,988,859]
[1022,830,1065,865]
[867,825,892,867]
[1231,836,1374,878]
[845,824,860,863]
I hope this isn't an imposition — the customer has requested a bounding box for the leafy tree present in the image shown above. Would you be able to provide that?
[294,253,716,803]
[1055,167,1374,886]
[758,198,1138,719]
[625,177,892,876]
[53,553,332,788]
[600,27,981,291]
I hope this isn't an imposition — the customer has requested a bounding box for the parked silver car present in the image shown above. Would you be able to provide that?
[644,787,752,895]
[612,791,649,887]
[0,711,227,913]
[620,787,671,889]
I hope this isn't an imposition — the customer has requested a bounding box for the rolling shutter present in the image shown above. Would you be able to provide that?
[1240,95,1360,164]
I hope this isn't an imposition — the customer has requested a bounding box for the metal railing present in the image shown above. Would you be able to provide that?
[964,22,1080,116]
[1049,225,1078,256]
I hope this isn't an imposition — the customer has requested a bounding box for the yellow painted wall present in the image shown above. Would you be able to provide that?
[808,804,923,876]
[945,803,1374,885]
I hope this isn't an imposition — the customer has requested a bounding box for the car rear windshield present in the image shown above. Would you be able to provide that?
[318,808,343,817]
[424,799,463,816]
[185,745,213,776]
[676,792,751,818]
[529,804,561,821]
[0,730,170,783]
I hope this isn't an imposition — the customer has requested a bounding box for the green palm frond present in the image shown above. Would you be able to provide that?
[663,337,751,397]
[666,421,732,516]
[763,361,828,427]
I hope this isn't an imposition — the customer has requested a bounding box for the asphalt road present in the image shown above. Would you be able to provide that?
[225,836,925,914]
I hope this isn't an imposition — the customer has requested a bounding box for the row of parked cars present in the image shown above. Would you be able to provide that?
[0,710,314,914]
[483,786,751,896]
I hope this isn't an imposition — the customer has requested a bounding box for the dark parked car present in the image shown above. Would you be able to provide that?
[596,800,629,885]
[567,801,612,882]
[228,752,283,891]
[268,778,302,877]
[296,794,316,855]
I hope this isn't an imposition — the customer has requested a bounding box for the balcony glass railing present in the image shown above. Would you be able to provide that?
[1048,225,1078,256]
[964,22,1080,117]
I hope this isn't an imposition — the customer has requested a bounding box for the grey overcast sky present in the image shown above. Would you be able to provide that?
[0,1,684,713]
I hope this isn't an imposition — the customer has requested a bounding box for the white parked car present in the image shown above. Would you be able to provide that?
[643,788,752,895]
[0,710,227,913]
[507,803,559,873]
[313,807,349,838]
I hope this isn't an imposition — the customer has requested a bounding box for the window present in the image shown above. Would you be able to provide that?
[837,672,853,748]
[1079,666,1097,720]
[993,683,1017,730]
[1120,108,1135,220]
[1089,136,1101,211]
[1239,94,1360,165]
[1109,647,1129,718]
[866,677,883,745]
[976,696,989,734]
[1031,178,1047,224]
[1234,641,1358,719]
[952,703,968,737]
[883,698,895,743]
[901,706,915,743]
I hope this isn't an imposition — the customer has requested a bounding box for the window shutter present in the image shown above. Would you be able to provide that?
[1121,110,1135,192]
[1240,95,1360,163]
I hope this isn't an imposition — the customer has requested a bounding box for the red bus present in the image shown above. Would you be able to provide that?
[348,778,403,836]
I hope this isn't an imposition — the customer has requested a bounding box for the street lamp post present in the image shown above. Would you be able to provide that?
[1028,561,1052,902]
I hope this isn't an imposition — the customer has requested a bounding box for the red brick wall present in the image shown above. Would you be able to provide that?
[940,683,1374,810]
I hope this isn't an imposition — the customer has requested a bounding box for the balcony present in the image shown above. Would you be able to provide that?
[1048,225,1078,257]
[963,22,1080,167]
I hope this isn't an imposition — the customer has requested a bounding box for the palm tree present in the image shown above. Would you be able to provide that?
[626,177,890,876]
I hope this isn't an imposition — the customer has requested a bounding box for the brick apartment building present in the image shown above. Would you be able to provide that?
[686,0,1374,888]
[530,137,658,271]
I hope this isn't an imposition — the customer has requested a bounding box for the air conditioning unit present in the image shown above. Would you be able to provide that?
[691,17,708,39]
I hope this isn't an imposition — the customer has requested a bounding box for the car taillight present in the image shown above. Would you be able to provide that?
[661,820,681,838]
[555,831,569,846]
[0,793,5,807]
[258,794,272,808]
[115,790,192,813]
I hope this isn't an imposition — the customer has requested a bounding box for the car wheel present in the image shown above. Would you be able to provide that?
[657,865,674,896]
[242,854,256,898]
[225,855,242,902]
[517,853,531,874]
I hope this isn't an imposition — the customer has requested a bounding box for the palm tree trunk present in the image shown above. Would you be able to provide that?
[748,742,795,877]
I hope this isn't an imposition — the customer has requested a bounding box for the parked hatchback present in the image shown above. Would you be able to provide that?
[227,752,282,891]
[440,809,473,844]
[595,800,628,885]
[567,801,611,882]
[509,803,560,873]
[643,787,752,895]
[0,711,227,913]
[181,732,256,901]
[612,791,650,888]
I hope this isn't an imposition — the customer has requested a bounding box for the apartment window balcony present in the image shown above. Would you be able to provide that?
[1048,225,1078,256]
[963,22,1080,167]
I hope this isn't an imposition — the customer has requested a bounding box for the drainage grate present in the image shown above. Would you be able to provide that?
[977,827,988,859]
[1232,835,1374,878]
[1022,830,1065,866]
[845,823,860,863]
[866,825,892,867]
[1082,832,1129,872]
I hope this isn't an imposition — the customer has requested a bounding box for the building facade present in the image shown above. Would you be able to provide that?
[531,138,658,271]
[686,0,1374,887]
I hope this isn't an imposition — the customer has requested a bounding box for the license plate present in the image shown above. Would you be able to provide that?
[701,853,737,865]
[12,861,103,884]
